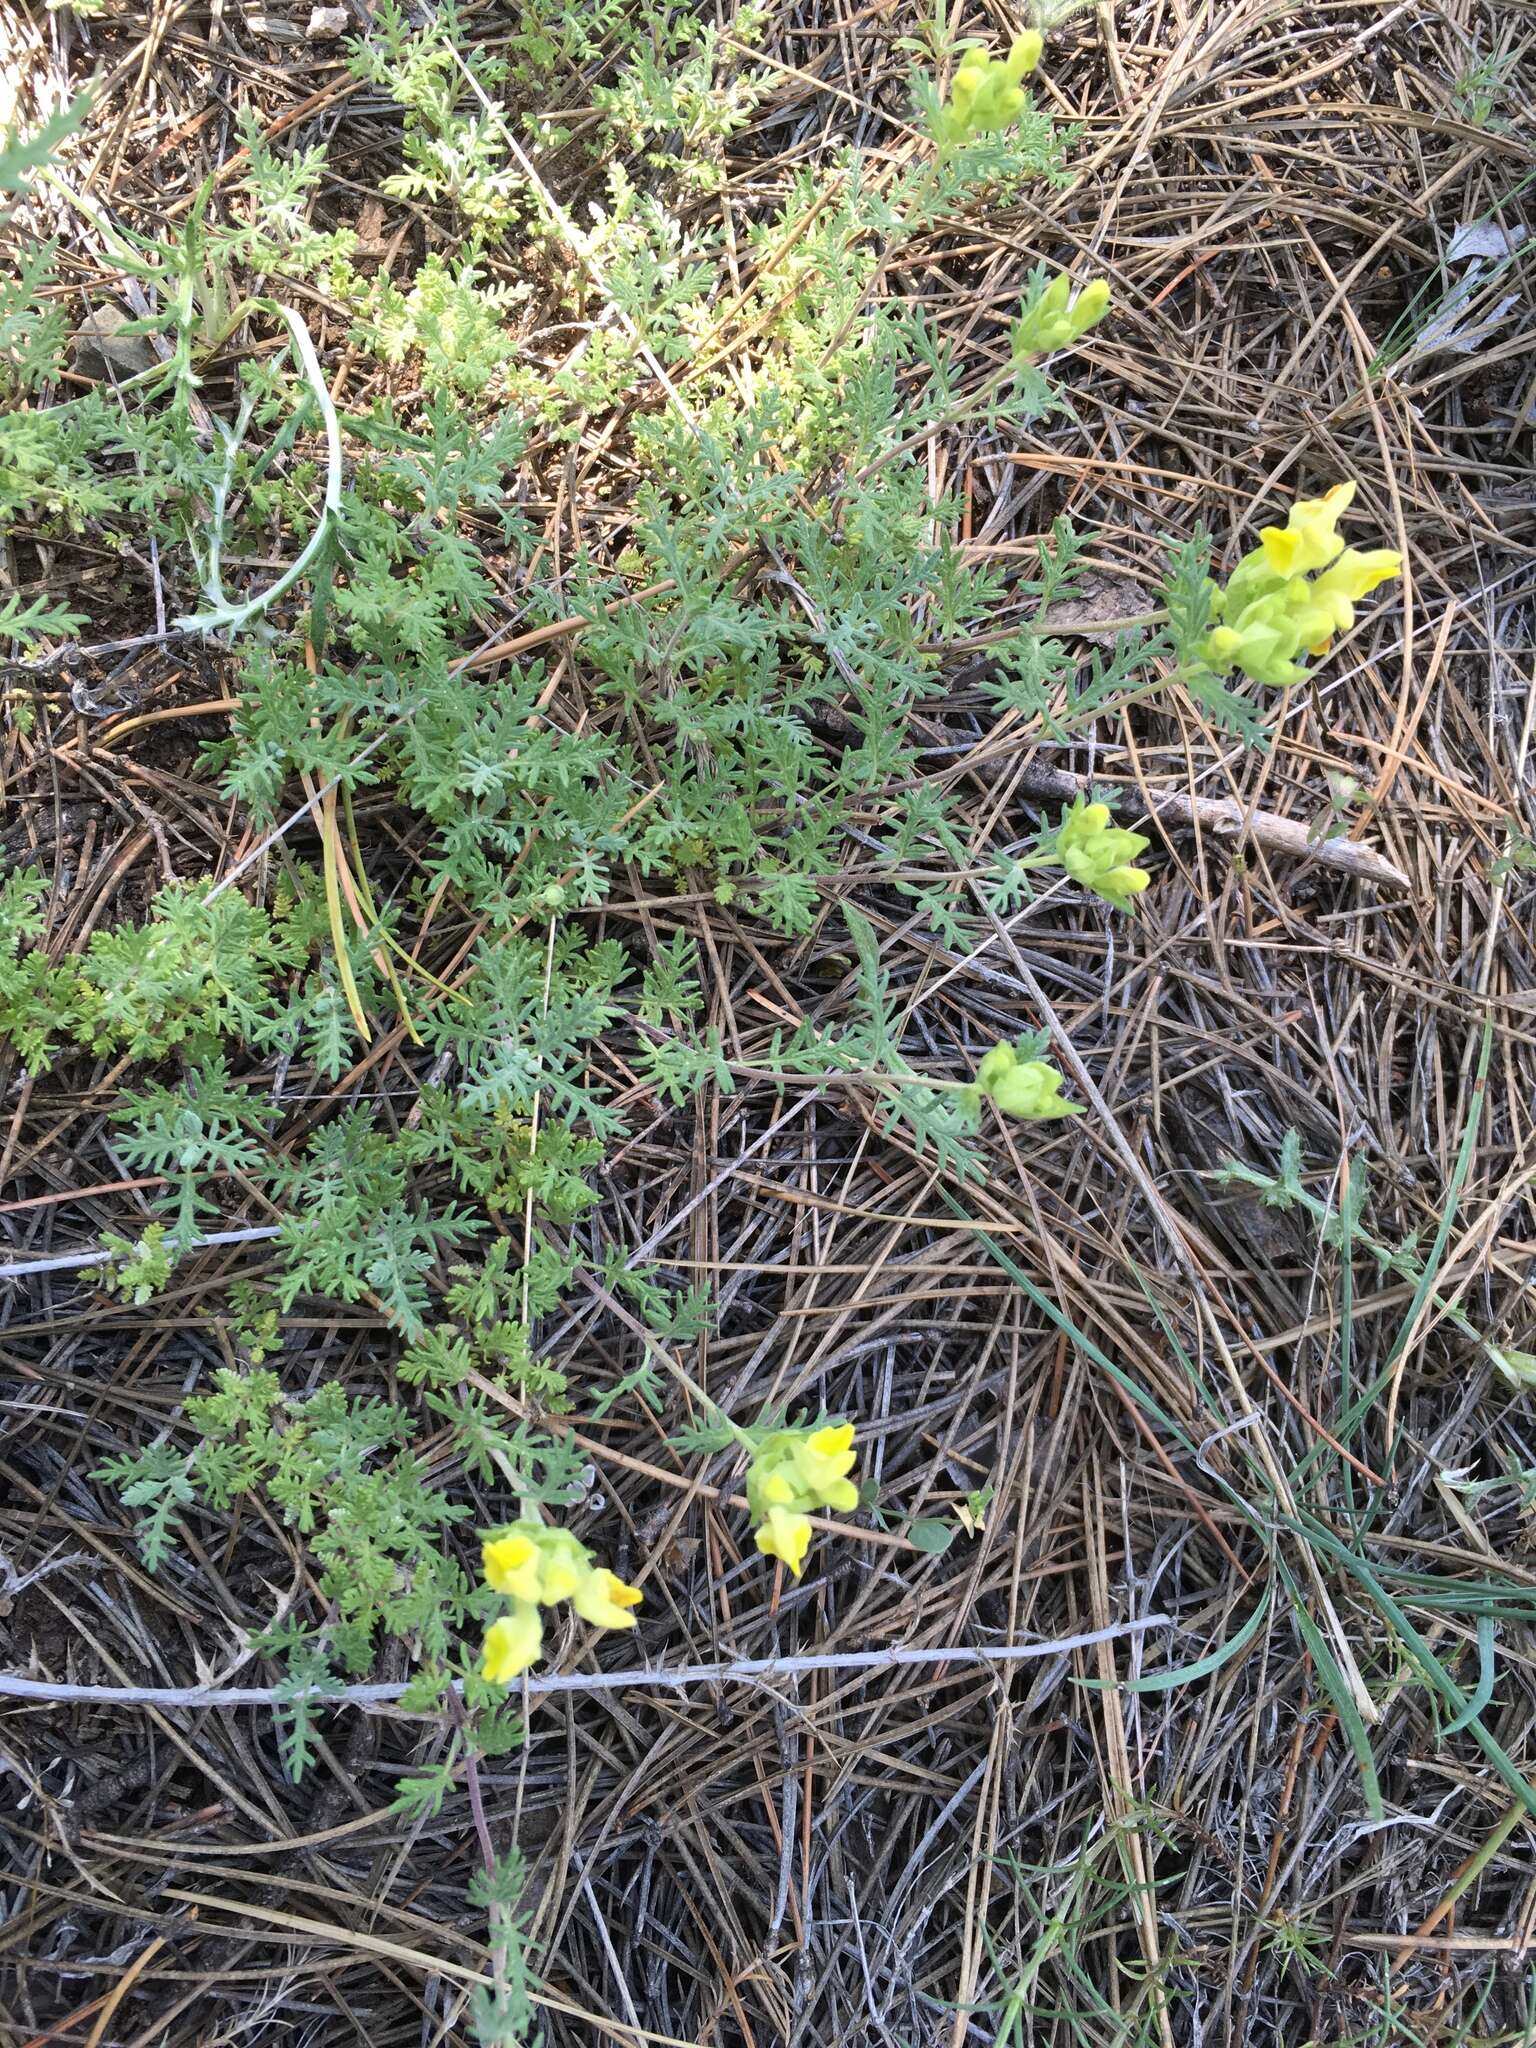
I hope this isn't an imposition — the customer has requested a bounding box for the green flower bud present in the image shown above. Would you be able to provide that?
[1012,270,1111,359]
[934,37,1045,148]
[1006,30,1044,78]
[1073,276,1111,330]
[973,1043,1019,1094]
[971,1042,1083,1121]
[1050,797,1152,911]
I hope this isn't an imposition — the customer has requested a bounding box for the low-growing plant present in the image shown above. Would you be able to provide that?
[0,15,1410,2038]
[1,0,1409,1705]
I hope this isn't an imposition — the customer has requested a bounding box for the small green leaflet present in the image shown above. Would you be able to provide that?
[1,94,91,197]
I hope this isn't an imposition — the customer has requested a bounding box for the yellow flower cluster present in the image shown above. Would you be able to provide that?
[479,1522,641,1684]
[934,34,1043,146]
[1200,483,1402,688]
[746,1421,858,1576]
[1012,272,1111,360]
[969,1041,1082,1121]
[1054,797,1150,910]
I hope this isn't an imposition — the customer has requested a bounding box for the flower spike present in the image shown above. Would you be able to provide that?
[478,1520,642,1686]
[745,1420,861,1577]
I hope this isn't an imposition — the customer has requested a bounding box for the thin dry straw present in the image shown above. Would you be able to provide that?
[0,1615,1169,1710]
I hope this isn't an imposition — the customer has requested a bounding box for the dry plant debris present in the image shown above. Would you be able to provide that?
[2,0,1536,2044]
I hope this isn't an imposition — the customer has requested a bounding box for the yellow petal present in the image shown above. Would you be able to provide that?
[756,1506,813,1577]
[572,1567,643,1631]
[1258,525,1305,576]
[482,1531,542,1603]
[538,1555,583,1603]
[807,1422,854,1460]
[1316,547,1401,603]
[481,1604,542,1684]
[805,1447,856,1488]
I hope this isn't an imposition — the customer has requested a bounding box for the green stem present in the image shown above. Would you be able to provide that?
[657,1356,757,1451]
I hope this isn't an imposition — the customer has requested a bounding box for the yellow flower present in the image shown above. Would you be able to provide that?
[794,1421,856,1487]
[478,1522,643,1680]
[572,1568,643,1630]
[756,1504,813,1576]
[482,1603,542,1685]
[1293,545,1404,656]
[744,1419,861,1575]
[792,1425,858,1511]
[1202,488,1399,686]
[482,1530,541,1603]
[1257,481,1354,576]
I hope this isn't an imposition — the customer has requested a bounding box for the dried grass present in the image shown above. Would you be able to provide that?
[3,1,1536,2043]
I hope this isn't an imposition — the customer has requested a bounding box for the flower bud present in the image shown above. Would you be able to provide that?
[1007,30,1044,77]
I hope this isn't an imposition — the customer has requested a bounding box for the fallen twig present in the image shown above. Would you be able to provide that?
[936,737,1414,893]
[0,1616,1170,1711]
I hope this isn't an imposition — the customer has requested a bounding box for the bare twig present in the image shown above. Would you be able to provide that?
[0,1617,1170,1710]
[941,744,1414,892]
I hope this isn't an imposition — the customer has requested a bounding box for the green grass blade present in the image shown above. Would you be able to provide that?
[1281,1559,1383,1820]
[1443,1613,1498,1738]
[1093,1583,1273,1696]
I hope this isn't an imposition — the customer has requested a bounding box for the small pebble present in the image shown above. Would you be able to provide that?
[71,305,157,383]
